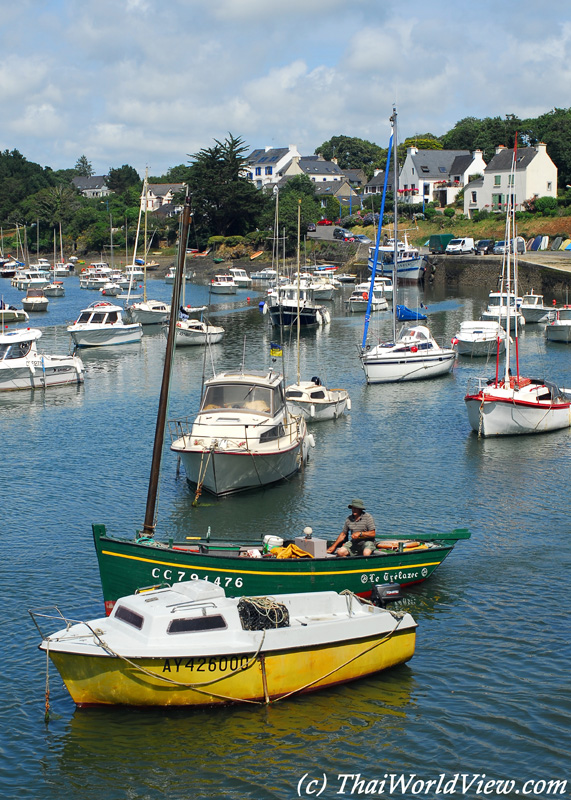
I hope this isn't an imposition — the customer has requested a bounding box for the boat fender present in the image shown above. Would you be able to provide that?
[310,405,315,417]
[346,398,352,410]
[308,433,315,447]
[370,583,403,608]
[410,345,418,352]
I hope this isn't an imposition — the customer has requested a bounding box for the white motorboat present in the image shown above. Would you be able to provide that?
[99,282,122,297]
[545,307,571,343]
[481,291,525,330]
[0,300,29,324]
[53,262,76,277]
[124,265,145,282]
[285,378,351,421]
[44,280,65,297]
[210,274,237,294]
[465,150,571,436]
[165,317,225,346]
[33,580,416,708]
[170,369,314,496]
[21,287,49,312]
[368,235,425,283]
[250,267,277,281]
[0,328,84,391]
[346,284,388,313]
[228,267,252,288]
[452,320,508,357]
[308,276,336,301]
[519,291,555,324]
[11,269,50,290]
[67,301,143,347]
[361,325,456,383]
[125,298,171,325]
[265,284,330,327]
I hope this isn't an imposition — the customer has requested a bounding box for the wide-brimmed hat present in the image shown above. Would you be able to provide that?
[348,498,366,510]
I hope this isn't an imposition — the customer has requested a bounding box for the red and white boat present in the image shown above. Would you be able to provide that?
[465,140,571,436]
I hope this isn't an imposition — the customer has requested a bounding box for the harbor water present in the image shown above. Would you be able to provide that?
[1,274,570,800]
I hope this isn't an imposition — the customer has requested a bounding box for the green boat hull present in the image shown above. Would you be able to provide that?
[93,525,471,615]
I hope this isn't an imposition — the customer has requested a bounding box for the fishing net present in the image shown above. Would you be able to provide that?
[238,597,290,630]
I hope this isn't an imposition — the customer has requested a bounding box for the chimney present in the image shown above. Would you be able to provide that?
[331,157,338,165]
[495,145,507,154]
[265,146,272,153]
[407,146,418,156]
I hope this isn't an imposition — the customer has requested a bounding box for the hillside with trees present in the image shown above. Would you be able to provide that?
[2,108,571,257]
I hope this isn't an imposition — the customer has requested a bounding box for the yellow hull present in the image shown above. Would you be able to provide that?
[50,630,415,707]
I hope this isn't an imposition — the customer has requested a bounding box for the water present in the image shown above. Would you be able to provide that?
[1,275,570,799]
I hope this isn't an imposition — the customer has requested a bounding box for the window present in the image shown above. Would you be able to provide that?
[115,605,144,629]
[421,166,429,173]
[255,167,261,176]
[547,182,552,191]
[471,191,477,203]
[423,183,430,195]
[438,167,447,173]
[265,166,272,175]
[412,167,415,175]
[494,175,501,186]
[168,615,227,634]
[411,183,416,191]
[508,174,514,186]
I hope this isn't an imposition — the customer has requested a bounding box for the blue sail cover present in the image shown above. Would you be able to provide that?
[396,305,427,321]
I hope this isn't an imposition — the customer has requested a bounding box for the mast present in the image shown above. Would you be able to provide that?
[392,106,398,343]
[296,199,301,384]
[143,168,148,303]
[142,195,191,535]
[362,127,393,348]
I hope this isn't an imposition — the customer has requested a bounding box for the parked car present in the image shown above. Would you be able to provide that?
[353,234,372,244]
[475,239,495,255]
[445,237,475,255]
[333,227,349,240]
[494,237,526,255]
[317,218,333,226]
[307,222,316,232]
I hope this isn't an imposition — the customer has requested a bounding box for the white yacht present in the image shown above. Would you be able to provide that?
[360,325,456,383]
[210,274,237,294]
[285,378,351,422]
[228,267,252,287]
[67,302,143,347]
[481,291,525,331]
[170,370,314,496]
[545,307,571,343]
[165,318,225,346]
[346,283,388,313]
[452,320,508,357]
[125,299,171,325]
[519,291,555,323]
[21,287,49,312]
[0,328,84,391]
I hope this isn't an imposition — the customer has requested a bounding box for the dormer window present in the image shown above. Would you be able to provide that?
[420,166,429,173]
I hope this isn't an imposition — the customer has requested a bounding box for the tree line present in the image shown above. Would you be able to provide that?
[2,108,571,257]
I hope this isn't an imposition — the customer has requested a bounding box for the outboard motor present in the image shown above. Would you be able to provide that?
[370,583,403,608]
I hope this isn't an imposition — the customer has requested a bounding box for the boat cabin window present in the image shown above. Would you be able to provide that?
[105,311,119,323]
[0,340,32,360]
[114,605,144,630]
[201,383,276,415]
[167,615,227,634]
[91,312,106,323]
[77,312,92,323]
[260,422,285,442]
[310,390,326,400]
[285,390,304,398]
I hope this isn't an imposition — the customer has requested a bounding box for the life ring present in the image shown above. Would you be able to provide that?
[362,292,368,300]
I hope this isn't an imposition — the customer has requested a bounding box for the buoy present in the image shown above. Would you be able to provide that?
[247,297,251,304]
[410,345,418,352]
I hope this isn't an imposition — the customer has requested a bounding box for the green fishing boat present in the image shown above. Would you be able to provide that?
[93,524,470,615]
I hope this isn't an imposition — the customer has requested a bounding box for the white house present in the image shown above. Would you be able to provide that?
[245,145,301,189]
[72,176,112,198]
[364,169,394,195]
[399,147,487,206]
[463,143,557,218]
[281,154,345,183]
[144,183,186,212]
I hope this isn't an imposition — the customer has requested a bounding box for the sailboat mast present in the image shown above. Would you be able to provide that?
[392,106,398,343]
[142,196,192,535]
[296,199,301,384]
[143,169,148,303]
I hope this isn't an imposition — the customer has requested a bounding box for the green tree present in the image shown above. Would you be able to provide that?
[187,133,269,245]
[315,135,386,179]
[75,155,94,177]
[107,165,141,194]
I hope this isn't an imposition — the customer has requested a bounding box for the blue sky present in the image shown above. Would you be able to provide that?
[1,0,570,177]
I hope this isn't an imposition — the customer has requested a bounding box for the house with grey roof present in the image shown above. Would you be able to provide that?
[72,175,112,198]
[282,154,345,183]
[145,184,185,212]
[245,145,301,189]
[463,143,557,218]
[399,147,487,206]
[364,169,394,195]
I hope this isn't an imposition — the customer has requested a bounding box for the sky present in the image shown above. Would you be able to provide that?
[1,0,570,178]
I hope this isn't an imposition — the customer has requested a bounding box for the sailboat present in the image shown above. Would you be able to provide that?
[359,107,455,384]
[285,201,351,421]
[124,172,171,325]
[464,137,571,436]
[44,229,65,297]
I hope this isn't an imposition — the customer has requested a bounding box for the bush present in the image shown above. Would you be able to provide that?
[534,196,558,215]
[443,207,455,219]
[223,235,246,247]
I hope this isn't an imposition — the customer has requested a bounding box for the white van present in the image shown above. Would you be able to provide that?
[446,237,475,255]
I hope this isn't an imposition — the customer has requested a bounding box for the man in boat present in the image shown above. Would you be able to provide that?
[327,498,376,557]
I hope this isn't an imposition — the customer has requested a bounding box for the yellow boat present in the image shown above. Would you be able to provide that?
[33,581,416,707]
